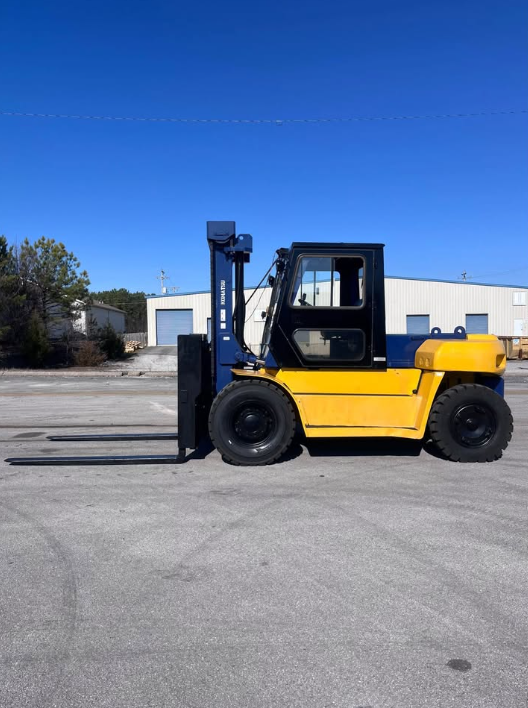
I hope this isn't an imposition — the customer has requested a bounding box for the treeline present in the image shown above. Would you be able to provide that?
[0,234,150,367]
[0,235,90,365]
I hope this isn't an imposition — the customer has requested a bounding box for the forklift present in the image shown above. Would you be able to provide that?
[7,221,513,467]
[179,221,512,465]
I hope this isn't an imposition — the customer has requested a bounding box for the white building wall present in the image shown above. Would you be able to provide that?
[147,280,528,347]
[72,310,87,335]
[49,301,126,338]
[88,305,125,333]
[147,292,212,345]
[146,290,271,348]
[384,279,528,336]
[72,305,125,335]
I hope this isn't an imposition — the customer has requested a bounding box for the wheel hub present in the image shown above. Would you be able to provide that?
[452,404,496,448]
[466,418,478,431]
[233,405,274,444]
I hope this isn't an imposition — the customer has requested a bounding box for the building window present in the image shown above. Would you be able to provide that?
[465,314,488,334]
[513,292,527,306]
[290,256,364,308]
[406,315,430,335]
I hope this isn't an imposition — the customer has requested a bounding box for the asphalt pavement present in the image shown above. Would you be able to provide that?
[1,375,527,708]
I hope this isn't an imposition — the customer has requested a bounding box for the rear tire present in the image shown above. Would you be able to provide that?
[428,383,513,462]
[209,380,296,466]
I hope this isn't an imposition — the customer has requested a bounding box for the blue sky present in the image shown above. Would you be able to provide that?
[1,0,527,294]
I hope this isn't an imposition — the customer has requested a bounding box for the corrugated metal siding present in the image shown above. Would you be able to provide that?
[147,290,270,348]
[384,280,528,336]
[146,280,528,346]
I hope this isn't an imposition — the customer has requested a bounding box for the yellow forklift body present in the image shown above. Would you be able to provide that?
[415,334,506,375]
[235,368,443,439]
[234,336,505,440]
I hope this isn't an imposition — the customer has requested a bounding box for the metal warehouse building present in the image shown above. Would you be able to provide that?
[146,277,528,349]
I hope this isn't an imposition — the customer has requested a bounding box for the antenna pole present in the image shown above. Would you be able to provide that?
[157,269,170,293]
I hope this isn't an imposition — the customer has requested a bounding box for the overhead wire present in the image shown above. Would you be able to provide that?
[1,109,527,125]
[462,266,528,281]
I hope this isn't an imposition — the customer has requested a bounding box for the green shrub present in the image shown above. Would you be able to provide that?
[98,323,125,360]
[73,340,106,367]
[23,312,51,367]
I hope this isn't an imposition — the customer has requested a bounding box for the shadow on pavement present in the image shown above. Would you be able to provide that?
[301,436,425,458]
[181,435,444,464]
[185,438,215,461]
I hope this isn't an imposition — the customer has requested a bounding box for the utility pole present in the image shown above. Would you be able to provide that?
[157,269,170,294]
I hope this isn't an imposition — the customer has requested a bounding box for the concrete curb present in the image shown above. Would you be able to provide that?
[0,368,176,378]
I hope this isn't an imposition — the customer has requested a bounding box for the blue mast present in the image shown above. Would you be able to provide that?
[207,221,254,393]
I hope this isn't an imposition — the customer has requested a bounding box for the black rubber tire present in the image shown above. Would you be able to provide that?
[428,384,513,462]
[209,379,296,466]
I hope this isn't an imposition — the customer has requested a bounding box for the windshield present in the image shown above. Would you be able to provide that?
[259,260,286,361]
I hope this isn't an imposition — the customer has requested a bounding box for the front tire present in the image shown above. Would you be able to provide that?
[208,380,296,465]
[428,383,513,462]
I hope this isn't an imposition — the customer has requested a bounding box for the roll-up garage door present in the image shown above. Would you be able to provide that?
[156,310,193,345]
[465,314,488,334]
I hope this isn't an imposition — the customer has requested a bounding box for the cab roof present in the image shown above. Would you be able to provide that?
[289,242,385,250]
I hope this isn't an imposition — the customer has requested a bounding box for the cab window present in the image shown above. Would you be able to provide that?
[290,256,364,307]
[292,329,365,362]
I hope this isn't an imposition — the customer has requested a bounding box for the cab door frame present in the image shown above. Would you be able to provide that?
[269,243,387,370]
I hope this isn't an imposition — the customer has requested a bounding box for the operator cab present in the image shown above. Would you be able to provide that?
[261,243,387,370]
